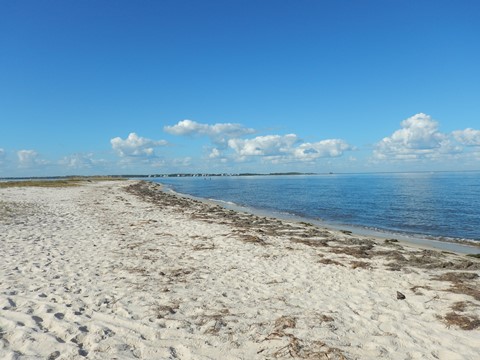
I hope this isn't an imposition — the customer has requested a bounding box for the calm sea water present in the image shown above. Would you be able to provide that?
[150,172,480,243]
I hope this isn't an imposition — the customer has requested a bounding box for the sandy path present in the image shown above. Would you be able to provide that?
[1,180,479,359]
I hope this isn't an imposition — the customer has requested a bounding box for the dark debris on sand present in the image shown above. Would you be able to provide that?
[125,180,480,332]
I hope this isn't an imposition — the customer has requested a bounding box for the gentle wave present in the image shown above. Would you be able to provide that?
[207,198,236,206]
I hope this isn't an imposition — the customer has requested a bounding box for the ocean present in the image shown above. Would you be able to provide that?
[150,172,480,244]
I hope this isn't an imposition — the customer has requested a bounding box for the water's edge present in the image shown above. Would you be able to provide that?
[149,180,480,255]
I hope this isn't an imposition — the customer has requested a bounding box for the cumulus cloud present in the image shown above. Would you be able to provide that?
[149,159,167,168]
[164,120,255,144]
[110,133,168,157]
[165,119,353,164]
[17,150,46,167]
[293,139,352,161]
[374,113,459,160]
[228,134,299,157]
[172,157,192,167]
[209,148,221,159]
[227,134,351,163]
[58,153,102,169]
[452,128,480,146]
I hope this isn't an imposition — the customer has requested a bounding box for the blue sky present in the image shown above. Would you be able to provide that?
[1,0,479,176]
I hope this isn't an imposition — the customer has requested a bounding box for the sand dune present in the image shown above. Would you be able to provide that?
[1,180,479,359]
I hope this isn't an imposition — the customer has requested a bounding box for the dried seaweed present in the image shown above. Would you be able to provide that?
[318,258,345,267]
[290,238,330,248]
[241,235,268,246]
[442,312,480,330]
[351,261,371,269]
[433,272,479,282]
[446,283,480,301]
[329,246,373,259]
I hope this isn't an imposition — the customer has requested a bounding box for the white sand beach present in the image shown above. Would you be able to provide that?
[1,180,479,359]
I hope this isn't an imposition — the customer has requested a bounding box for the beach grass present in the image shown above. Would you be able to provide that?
[0,176,125,188]
[0,180,82,188]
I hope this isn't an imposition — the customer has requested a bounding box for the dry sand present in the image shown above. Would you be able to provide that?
[1,180,479,359]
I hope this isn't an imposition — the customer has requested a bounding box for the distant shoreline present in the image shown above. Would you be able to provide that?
[2,169,480,181]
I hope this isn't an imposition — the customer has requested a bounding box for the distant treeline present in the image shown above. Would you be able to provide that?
[1,172,320,181]
[135,172,317,178]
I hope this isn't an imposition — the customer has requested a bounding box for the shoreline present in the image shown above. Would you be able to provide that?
[156,181,480,255]
[1,180,479,359]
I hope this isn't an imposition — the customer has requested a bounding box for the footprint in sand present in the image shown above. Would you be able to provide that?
[32,315,43,324]
[54,312,65,320]
[70,332,86,345]
[70,333,89,357]
[2,298,16,310]
[47,351,61,360]
[78,348,88,357]
[31,315,46,332]
[78,325,89,333]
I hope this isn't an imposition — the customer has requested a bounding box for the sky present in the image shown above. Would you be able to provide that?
[1,0,479,177]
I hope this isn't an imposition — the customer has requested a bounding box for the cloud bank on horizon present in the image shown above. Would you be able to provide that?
[1,113,479,176]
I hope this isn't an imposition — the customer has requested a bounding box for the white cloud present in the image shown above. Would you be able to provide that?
[228,134,299,157]
[164,120,255,144]
[227,134,352,163]
[293,139,352,161]
[110,133,168,157]
[374,113,460,160]
[172,157,192,167]
[58,153,102,169]
[209,148,221,159]
[165,119,354,165]
[17,150,47,168]
[149,159,167,168]
[452,128,480,146]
